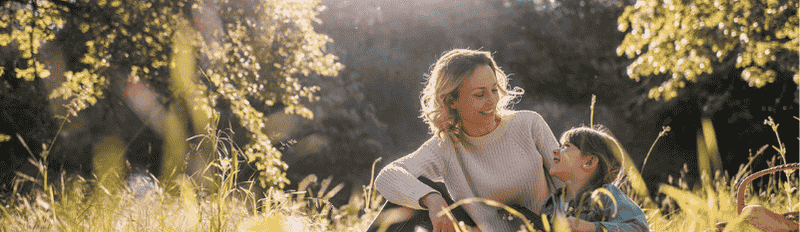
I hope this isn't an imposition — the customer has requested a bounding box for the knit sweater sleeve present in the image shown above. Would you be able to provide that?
[375,136,447,210]
[526,111,564,189]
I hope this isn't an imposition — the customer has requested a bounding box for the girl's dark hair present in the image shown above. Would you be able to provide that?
[559,125,626,201]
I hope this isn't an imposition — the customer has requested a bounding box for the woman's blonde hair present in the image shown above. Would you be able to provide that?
[419,49,523,139]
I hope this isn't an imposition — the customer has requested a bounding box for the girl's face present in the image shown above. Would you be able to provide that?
[452,65,500,134]
[550,142,594,182]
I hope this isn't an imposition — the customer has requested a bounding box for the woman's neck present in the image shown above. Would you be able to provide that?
[462,116,500,137]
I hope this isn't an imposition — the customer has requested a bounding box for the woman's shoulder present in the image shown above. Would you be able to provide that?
[503,110,546,126]
[417,134,454,153]
[506,110,544,120]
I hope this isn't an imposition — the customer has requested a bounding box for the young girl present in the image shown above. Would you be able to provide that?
[541,125,649,232]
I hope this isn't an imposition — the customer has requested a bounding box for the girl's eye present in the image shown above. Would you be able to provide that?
[474,92,485,97]
[491,89,498,93]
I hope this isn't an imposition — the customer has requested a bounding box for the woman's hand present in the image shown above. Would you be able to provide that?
[422,193,458,232]
[567,216,597,232]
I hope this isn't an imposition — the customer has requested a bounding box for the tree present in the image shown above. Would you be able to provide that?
[496,0,635,105]
[617,0,798,101]
[0,0,342,189]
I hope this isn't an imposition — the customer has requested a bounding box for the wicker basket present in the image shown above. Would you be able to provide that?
[716,163,799,232]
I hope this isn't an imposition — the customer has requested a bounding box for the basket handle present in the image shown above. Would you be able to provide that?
[736,163,799,214]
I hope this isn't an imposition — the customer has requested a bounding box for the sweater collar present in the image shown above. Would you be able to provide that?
[463,111,514,146]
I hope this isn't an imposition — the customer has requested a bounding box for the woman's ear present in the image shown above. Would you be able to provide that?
[446,93,462,112]
[443,94,454,107]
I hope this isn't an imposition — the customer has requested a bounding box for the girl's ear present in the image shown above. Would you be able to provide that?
[582,155,598,170]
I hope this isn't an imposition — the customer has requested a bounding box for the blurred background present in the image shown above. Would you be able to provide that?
[0,0,797,207]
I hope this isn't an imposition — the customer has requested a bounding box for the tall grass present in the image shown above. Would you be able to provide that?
[1,121,797,231]
[4,119,795,231]
[0,121,384,231]
[646,117,798,232]
[1,93,796,231]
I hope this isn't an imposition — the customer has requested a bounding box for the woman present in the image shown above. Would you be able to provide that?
[374,49,562,231]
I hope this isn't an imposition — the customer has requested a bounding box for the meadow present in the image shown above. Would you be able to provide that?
[0,116,796,232]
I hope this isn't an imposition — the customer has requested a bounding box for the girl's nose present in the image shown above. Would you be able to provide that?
[552,149,559,156]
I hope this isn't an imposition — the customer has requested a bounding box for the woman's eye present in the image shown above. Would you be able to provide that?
[491,89,498,93]
[474,92,485,97]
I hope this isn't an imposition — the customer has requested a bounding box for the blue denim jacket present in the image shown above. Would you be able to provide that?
[539,184,649,232]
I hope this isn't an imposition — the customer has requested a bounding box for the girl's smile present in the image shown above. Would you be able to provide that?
[550,142,594,185]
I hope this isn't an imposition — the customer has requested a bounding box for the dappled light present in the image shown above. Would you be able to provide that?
[617,0,798,101]
[0,0,797,231]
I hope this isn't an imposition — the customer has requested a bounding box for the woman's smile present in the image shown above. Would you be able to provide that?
[453,64,501,136]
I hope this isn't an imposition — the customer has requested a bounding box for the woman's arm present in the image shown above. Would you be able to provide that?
[374,137,448,210]
[528,111,560,169]
[527,111,563,190]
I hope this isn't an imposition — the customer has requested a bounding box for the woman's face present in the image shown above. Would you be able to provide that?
[452,65,500,131]
[550,142,593,181]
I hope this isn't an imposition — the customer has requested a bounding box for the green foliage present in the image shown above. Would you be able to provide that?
[0,114,796,231]
[197,0,343,188]
[617,0,799,101]
[1,0,342,189]
[0,125,378,231]
[2,128,796,232]
[7,0,187,116]
[0,1,61,81]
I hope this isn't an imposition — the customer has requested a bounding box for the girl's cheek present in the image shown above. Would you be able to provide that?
[549,164,561,174]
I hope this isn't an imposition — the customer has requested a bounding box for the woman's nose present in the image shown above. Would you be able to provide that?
[552,149,559,155]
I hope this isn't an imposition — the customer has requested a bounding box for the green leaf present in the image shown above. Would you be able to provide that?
[618,0,799,101]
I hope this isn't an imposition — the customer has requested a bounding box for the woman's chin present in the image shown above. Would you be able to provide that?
[478,114,496,123]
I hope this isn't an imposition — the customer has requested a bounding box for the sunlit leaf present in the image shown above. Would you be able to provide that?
[617,0,798,101]
[0,133,11,143]
[1,0,341,190]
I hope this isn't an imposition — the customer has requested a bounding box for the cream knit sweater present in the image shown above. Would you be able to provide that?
[375,110,562,231]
